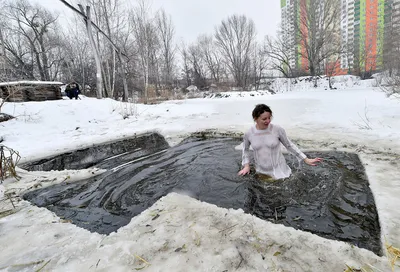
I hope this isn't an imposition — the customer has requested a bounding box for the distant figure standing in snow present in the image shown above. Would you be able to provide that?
[238,104,322,180]
[65,82,80,100]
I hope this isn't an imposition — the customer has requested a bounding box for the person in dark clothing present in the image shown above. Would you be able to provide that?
[65,82,80,100]
[65,84,72,99]
[72,83,80,99]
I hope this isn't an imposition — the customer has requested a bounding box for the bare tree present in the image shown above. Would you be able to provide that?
[1,0,63,81]
[148,33,161,91]
[179,41,192,88]
[155,9,176,87]
[0,23,35,80]
[250,42,269,90]
[264,30,296,78]
[325,55,341,89]
[60,0,131,100]
[197,34,223,83]
[352,42,378,80]
[61,20,96,95]
[297,0,342,76]
[83,0,129,99]
[130,0,159,103]
[215,14,256,89]
[78,5,103,99]
[188,42,208,88]
[0,0,11,81]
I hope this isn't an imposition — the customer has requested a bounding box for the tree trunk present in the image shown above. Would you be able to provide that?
[144,63,148,104]
[82,65,86,95]
[82,5,103,99]
[118,51,129,102]
[112,49,116,98]
[0,28,8,78]
[38,37,50,81]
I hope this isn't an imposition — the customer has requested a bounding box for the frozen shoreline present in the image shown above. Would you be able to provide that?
[0,193,390,272]
[1,129,399,271]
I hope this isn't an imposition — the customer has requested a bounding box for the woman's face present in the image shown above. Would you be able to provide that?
[255,111,272,129]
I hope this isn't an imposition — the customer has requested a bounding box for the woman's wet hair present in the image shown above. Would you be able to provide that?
[252,104,273,120]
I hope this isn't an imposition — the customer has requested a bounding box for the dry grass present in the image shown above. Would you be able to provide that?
[340,242,400,272]
[386,242,400,271]
[137,86,181,104]
[0,145,21,181]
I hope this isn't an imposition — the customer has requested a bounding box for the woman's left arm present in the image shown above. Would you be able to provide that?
[278,126,322,165]
[278,126,307,160]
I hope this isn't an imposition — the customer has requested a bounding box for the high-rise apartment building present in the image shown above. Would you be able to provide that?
[394,0,400,25]
[348,0,386,72]
[280,0,298,69]
[281,0,400,75]
[280,0,309,73]
[384,0,400,60]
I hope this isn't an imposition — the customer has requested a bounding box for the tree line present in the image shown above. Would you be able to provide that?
[0,0,268,101]
[0,0,399,101]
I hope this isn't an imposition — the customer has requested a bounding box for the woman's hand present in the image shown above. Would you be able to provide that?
[238,165,250,176]
[304,157,323,166]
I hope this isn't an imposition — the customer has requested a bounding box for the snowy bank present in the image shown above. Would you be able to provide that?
[0,83,400,271]
[0,193,389,271]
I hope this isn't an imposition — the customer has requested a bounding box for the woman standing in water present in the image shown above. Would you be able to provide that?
[238,104,322,179]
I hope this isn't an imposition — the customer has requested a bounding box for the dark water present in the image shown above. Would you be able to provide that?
[22,136,382,255]
[20,132,169,171]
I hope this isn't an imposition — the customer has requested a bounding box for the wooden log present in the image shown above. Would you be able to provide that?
[6,87,25,102]
[0,84,62,102]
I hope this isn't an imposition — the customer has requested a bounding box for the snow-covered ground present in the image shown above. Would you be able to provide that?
[268,74,376,93]
[1,76,400,271]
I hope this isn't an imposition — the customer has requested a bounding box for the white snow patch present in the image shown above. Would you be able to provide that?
[1,76,400,271]
[0,81,64,86]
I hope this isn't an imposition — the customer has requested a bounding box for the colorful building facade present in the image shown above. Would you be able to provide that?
[281,0,399,75]
[281,0,308,73]
[349,0,385,72]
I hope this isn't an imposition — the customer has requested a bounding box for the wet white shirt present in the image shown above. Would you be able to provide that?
[242,124,307,179]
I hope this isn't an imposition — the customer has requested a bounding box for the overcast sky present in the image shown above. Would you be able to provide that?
[29,0,281,43]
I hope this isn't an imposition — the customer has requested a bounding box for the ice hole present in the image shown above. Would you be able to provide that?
[21,132,382,255]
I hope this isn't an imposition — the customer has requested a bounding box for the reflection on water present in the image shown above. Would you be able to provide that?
[23,136,382,255]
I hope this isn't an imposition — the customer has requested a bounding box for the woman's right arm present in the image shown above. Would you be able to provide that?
[238,133,251,175]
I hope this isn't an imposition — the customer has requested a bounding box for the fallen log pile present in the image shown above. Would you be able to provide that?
[0,81,63,102]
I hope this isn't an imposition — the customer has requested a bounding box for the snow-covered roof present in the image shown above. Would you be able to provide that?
[0,81,64,87]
